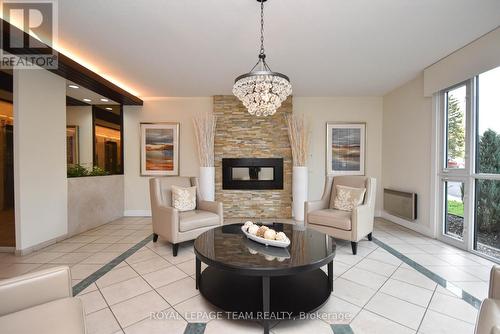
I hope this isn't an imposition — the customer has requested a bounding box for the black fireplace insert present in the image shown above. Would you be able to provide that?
[222,158,283,190]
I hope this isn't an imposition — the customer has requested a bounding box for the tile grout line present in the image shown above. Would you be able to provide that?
[372,237,482,309]
[111,248,202,332]
[328,243,380,334]
[415,283,438,333]
[347,260,420,332]
[96,286,124,333]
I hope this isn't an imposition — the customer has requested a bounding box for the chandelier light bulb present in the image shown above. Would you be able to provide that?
[232,0,292,117]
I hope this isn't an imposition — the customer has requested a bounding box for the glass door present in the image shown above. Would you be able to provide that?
[438,66,500,262]
[439,82,470,249]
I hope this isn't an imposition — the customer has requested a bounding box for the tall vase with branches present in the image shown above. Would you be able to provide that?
[193,113,217,200]
[285,114,309,221]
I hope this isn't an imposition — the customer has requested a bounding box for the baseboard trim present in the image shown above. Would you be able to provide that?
[380,211,433,238]
[124,210,151,217]
[0,246,15,253]
[15,236,60,256]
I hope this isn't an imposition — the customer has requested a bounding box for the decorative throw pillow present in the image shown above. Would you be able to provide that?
[171,185,196,212]
[332,185,366,212]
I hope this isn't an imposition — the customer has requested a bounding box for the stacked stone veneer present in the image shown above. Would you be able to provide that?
[213,95,292,218]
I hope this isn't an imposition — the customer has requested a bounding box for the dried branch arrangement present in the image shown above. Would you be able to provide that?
[192,113,217,167]
[285,113,309,167]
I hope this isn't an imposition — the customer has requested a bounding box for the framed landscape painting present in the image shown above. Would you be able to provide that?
[140,123,179,176]
[326,122,365,176]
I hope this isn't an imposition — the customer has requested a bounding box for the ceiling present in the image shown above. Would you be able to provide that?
[66,80,120,105]
[57,0,500,97]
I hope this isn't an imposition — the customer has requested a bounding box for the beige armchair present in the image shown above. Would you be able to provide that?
[305,175,376,254]
[475,265,500,334]
[0,266,86,333]
[149,176,223,256]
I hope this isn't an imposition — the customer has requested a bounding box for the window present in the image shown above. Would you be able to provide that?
[445,85,467,169]
[474,66,500,259]
[439,66,500,261]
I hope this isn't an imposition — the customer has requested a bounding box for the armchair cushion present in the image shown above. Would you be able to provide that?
[307,209,352,231]
[179,210,220,232]
[171,185,197,211]
[329,176,368,208]
[0,297,85,334]
[332,185,366,211]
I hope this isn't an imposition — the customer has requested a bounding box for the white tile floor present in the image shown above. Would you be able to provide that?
[0,217,497,334]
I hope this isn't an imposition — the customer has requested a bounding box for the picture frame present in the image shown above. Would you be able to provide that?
[66,125,79,165]
[326,122,366,176]
[140,122,179,176]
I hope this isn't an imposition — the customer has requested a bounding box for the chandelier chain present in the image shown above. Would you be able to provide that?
[259,0,265,55]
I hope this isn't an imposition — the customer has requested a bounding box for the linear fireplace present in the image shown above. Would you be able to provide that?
[222,158,283,190]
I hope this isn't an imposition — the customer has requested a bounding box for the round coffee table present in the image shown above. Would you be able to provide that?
[193,222,336,334]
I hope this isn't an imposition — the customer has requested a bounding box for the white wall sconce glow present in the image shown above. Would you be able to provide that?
[100,98,109,102]
[83,98,91,102]
[105,107,112,111]
[68,84,79,89]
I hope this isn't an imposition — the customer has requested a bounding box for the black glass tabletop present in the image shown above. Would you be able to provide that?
[194,222,336,276]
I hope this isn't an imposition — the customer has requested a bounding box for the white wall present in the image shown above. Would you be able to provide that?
[14,69,67,252]
[382,73,433,236]
[123,97,212,215]
[66,106,93,168]
[293,97,384,212]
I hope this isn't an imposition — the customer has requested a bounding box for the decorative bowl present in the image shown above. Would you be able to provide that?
[241,225,290,248]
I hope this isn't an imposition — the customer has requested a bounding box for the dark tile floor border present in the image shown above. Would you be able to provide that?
[72,234,153,296]
[331,324,354,334]
[184,323,206,334]
[372,237,482,309]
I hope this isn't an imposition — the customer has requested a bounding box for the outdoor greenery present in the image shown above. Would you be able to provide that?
[447,95,466,160]
[477,129,500,233]
[67,164,109,178]
[447,200,464,218]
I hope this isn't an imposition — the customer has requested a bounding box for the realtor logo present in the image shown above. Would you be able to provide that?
[0,0,58,69]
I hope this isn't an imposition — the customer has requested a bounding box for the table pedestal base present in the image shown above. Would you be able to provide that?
[198,266,332,333]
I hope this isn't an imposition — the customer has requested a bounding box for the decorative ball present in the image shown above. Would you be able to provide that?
[275,232,288,242]
[264,229,276,240]
[256,226,269,238]
[243,221,253,231]
[248,224,259,235]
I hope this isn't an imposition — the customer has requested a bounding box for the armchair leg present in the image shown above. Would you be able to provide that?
[172,243,179,257]
[351,242,358,255]
[367,232,373,241]
[153,233,158,242]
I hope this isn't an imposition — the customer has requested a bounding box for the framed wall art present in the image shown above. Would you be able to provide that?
[326,122,365,176]
[140,122,179,176]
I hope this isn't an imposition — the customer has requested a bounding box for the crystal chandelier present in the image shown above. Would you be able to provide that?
[233,0,292,117]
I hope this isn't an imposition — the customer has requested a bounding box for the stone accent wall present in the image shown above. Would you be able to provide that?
[214,95,292,218]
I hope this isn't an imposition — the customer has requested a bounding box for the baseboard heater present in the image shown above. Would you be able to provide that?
[383,188,417,221]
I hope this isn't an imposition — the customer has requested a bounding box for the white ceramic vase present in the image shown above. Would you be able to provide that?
[292,166,308,221]
[199,166,215,201]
